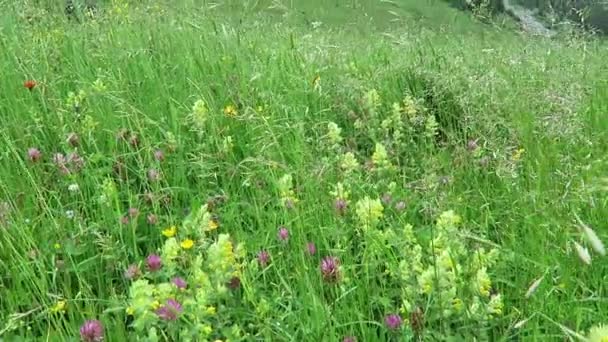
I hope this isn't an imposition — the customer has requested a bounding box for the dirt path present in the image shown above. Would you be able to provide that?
[503,0,557,37]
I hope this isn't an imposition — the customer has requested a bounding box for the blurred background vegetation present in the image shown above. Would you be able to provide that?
[448,0,608,33]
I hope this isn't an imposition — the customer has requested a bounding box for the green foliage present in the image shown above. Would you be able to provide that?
[1,0,608,341]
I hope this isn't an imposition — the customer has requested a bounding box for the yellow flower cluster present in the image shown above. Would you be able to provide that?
[355,196,384,230]
[340,152,359,174]
[371,142,392,170]
[327,122,343,146]
[394,210,502,325]
[191,99,209,131]
[277,174,299,208]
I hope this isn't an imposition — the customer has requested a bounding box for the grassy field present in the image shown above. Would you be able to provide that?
[1,0,608,341]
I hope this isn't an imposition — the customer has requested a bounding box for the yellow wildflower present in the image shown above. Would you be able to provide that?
[202,325,213,335]
[452,298,463,313]
[51,300,67,313]
[474,267,492,298]
[512,148,525,161]
[151,300,161,310]
[54,243,61,250]
[224,104,237,117]
[126,307,135,316]
[205,306,217,315]
[162,225,177,238]
[355,196,384,229]
[208,219,219,231]
[181,239,194,249]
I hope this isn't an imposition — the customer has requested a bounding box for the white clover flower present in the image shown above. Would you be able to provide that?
[68,183,80,193]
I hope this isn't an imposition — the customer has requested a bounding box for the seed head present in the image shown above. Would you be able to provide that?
[146,213,158,225]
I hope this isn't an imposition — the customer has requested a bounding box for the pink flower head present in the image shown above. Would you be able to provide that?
[467,139,479,151]
[120,216,130,225]
[155,299,182,320]
[148,168,160,182]
[257,250,270,267]
[146,213,158,225]
[394,201,406,212]
[154,149,165,162]
[277,226,289,242]
[79,319,104,342]
[343,337,357,342]
[67,152,84,172]
[27,148,42,162]
[384,314,402,330]
[228,276,241,289]
[306,242,316,256]
[381,193,392,205]
[53,153,66,164]
[124,264,141,280]
[172,277,187,289]
[146,254,162,271]
[334,198,348,216]
[320,256,340,282]
[129,134,139,147]
[128,207,139,218]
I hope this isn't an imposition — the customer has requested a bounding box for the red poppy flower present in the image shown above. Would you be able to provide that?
[24,80,37,90]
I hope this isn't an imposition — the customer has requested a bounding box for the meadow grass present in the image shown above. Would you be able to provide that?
[1,0,608,341]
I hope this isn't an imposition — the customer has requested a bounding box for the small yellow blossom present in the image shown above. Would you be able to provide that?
[487,294,504,316]
[202,325,213,335]
[151,300,161,310]
[205,306,217,315]
[512,148,525,161]
[126,307,135,316]
[224,104,238,117]
[452,298,463,312]
[208,219,219,231]
[51,300,67,313]
[181,239,195,250]
[474,267,492,298]
[53,243,61,250]
[162,225,177,238]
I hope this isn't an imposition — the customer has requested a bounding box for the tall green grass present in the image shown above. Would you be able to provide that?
[0,0,607,341]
